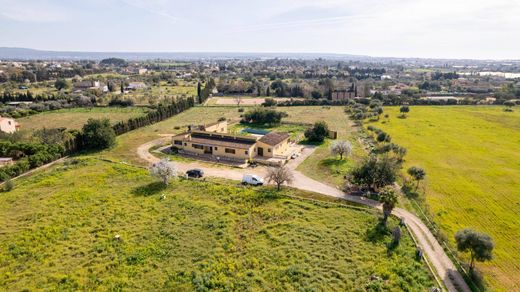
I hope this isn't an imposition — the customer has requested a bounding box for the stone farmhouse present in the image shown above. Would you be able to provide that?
[171,121,295,165]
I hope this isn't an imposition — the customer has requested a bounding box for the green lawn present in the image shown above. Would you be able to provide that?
[0,158,434,291]
[368,106,520,291]
[288,106,366,187]
[17,107,148,131]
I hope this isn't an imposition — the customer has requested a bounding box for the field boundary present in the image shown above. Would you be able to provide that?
[408,198,482,291]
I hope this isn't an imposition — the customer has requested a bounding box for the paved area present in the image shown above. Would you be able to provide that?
[137,137,470,292]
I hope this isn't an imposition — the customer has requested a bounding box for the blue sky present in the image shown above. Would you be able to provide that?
[0,0,519,59]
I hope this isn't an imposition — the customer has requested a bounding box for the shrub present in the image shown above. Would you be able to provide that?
[3,179,14,192]
[262,98,276,107]
[81,118,116,150]
[304,121,329,143]
[241,107,287,125]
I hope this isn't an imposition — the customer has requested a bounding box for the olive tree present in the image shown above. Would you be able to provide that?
[266,165,293,190]
[350,155,400,191]
[149,159,177,185]
[330,140,352,160]
[455,229,494,270]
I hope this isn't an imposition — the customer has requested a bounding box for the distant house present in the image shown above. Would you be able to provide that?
[73,80,108,92]
[74,80,101,90]
[0,157,14,167]
[0,116,19,133]
[126,82,147,90]
[332,84,357,101]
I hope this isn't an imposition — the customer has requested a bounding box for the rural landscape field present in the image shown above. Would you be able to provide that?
[0,158,434,290]
[369,106,520,290]
[17,107,148,131]
[1,2,520,290]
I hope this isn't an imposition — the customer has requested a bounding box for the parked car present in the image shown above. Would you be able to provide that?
[186,169,204,178]
[242,174,264,186]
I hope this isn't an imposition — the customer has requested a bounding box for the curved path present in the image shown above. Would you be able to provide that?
[138,138,470,292]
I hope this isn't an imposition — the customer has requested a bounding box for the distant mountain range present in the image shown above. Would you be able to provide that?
[0,47,517,64]
[0,47,372,61]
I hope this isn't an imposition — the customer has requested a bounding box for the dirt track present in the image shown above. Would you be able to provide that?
[138,137,470,292]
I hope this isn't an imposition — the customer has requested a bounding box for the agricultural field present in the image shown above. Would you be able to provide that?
[17,107,149,131]
[125,81,197,105]
[369,106,520,291]
[0,158,434,291]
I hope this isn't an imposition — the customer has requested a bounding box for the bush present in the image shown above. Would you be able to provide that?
[350,155,400,191]
[241,107,287,125]
[81,118,116,150]
[262,98,277,107]
[304,121,329,143]
[3,179,14,192]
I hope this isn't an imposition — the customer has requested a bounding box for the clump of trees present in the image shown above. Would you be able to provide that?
[54,78,70,91]
[81,118,116,150]
[100,58,128,67]
[455,229,494,271]
[262,98,276,107]
[350,155,400,191]
[0,141,64,181]
[241,107,287,125]
[266,165,293,190]
[330,140,352,160]
[149,159,177,185]
[304,121,329,143]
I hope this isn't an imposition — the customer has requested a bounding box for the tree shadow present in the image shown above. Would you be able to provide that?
[132,181,167,196]
[365,221,390,243]
[320,158,347,167]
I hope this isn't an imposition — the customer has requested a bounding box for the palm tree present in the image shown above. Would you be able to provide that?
[379,186,398,226]
[407,166,426,191]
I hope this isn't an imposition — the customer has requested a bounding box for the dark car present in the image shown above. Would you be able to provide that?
[186,169,204,178]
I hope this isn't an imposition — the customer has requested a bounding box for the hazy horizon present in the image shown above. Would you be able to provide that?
[1,0,519,60]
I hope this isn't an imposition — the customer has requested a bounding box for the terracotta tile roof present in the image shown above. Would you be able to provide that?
[258,132,289,146]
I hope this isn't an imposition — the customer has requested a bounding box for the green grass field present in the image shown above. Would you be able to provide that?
[0,158,434,290]
[369,106,520,291]
[289,107,366,187]
[17,107,148,131]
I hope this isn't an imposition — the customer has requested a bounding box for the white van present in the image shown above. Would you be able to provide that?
[242,174,264,186]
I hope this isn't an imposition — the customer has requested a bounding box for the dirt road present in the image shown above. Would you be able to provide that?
[138,138,470,292]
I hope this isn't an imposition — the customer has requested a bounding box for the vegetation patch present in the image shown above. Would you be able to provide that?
[0,158,434,291]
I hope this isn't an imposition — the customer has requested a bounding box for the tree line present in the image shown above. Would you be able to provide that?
[0,97,195,183]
